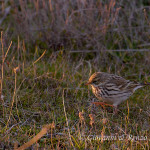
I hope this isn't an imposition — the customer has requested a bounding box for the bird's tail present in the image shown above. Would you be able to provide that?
[132,82,150,92]
[141,82,150,86]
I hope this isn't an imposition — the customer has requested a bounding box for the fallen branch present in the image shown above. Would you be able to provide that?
[15,123,55,150]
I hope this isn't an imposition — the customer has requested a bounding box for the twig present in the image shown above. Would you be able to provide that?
[33,50,46,64]
[5,122,21,135]
[3,41,12,63]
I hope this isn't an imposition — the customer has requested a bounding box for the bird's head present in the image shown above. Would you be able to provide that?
[86,72,103,86]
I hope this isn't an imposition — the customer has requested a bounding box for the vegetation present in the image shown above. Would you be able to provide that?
[0,0,150,149]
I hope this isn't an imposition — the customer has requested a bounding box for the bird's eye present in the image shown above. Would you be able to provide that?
[93,80,96,83]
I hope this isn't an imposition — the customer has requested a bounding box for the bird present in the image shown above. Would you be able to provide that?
[86,72,149,112]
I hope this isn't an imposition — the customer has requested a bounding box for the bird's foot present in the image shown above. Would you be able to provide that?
[92,102,114,109]
[113,107,119,114]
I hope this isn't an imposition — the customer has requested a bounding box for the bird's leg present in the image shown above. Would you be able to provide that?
[92,102,114,109]
[113,106,119,114]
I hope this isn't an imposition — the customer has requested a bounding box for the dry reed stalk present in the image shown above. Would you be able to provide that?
[1,32,12,117]
[5,66,18,130]
[0,31,4,117]
[49,0,53,11]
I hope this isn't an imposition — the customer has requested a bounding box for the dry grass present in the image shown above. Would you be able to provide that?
[0,0,150,149]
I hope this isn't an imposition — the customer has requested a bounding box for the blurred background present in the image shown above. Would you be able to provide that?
[1,0,150,76]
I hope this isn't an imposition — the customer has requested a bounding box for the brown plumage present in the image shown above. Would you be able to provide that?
[86,72,149,108]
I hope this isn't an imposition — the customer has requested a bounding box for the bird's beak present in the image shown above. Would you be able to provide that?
[85,81,90,85]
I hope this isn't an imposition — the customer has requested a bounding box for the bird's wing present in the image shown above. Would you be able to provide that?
[105,75,140,92]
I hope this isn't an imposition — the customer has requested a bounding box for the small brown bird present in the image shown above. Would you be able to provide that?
[86,72,149,111]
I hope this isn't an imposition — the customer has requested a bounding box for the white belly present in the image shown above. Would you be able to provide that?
[91,85,132,107]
